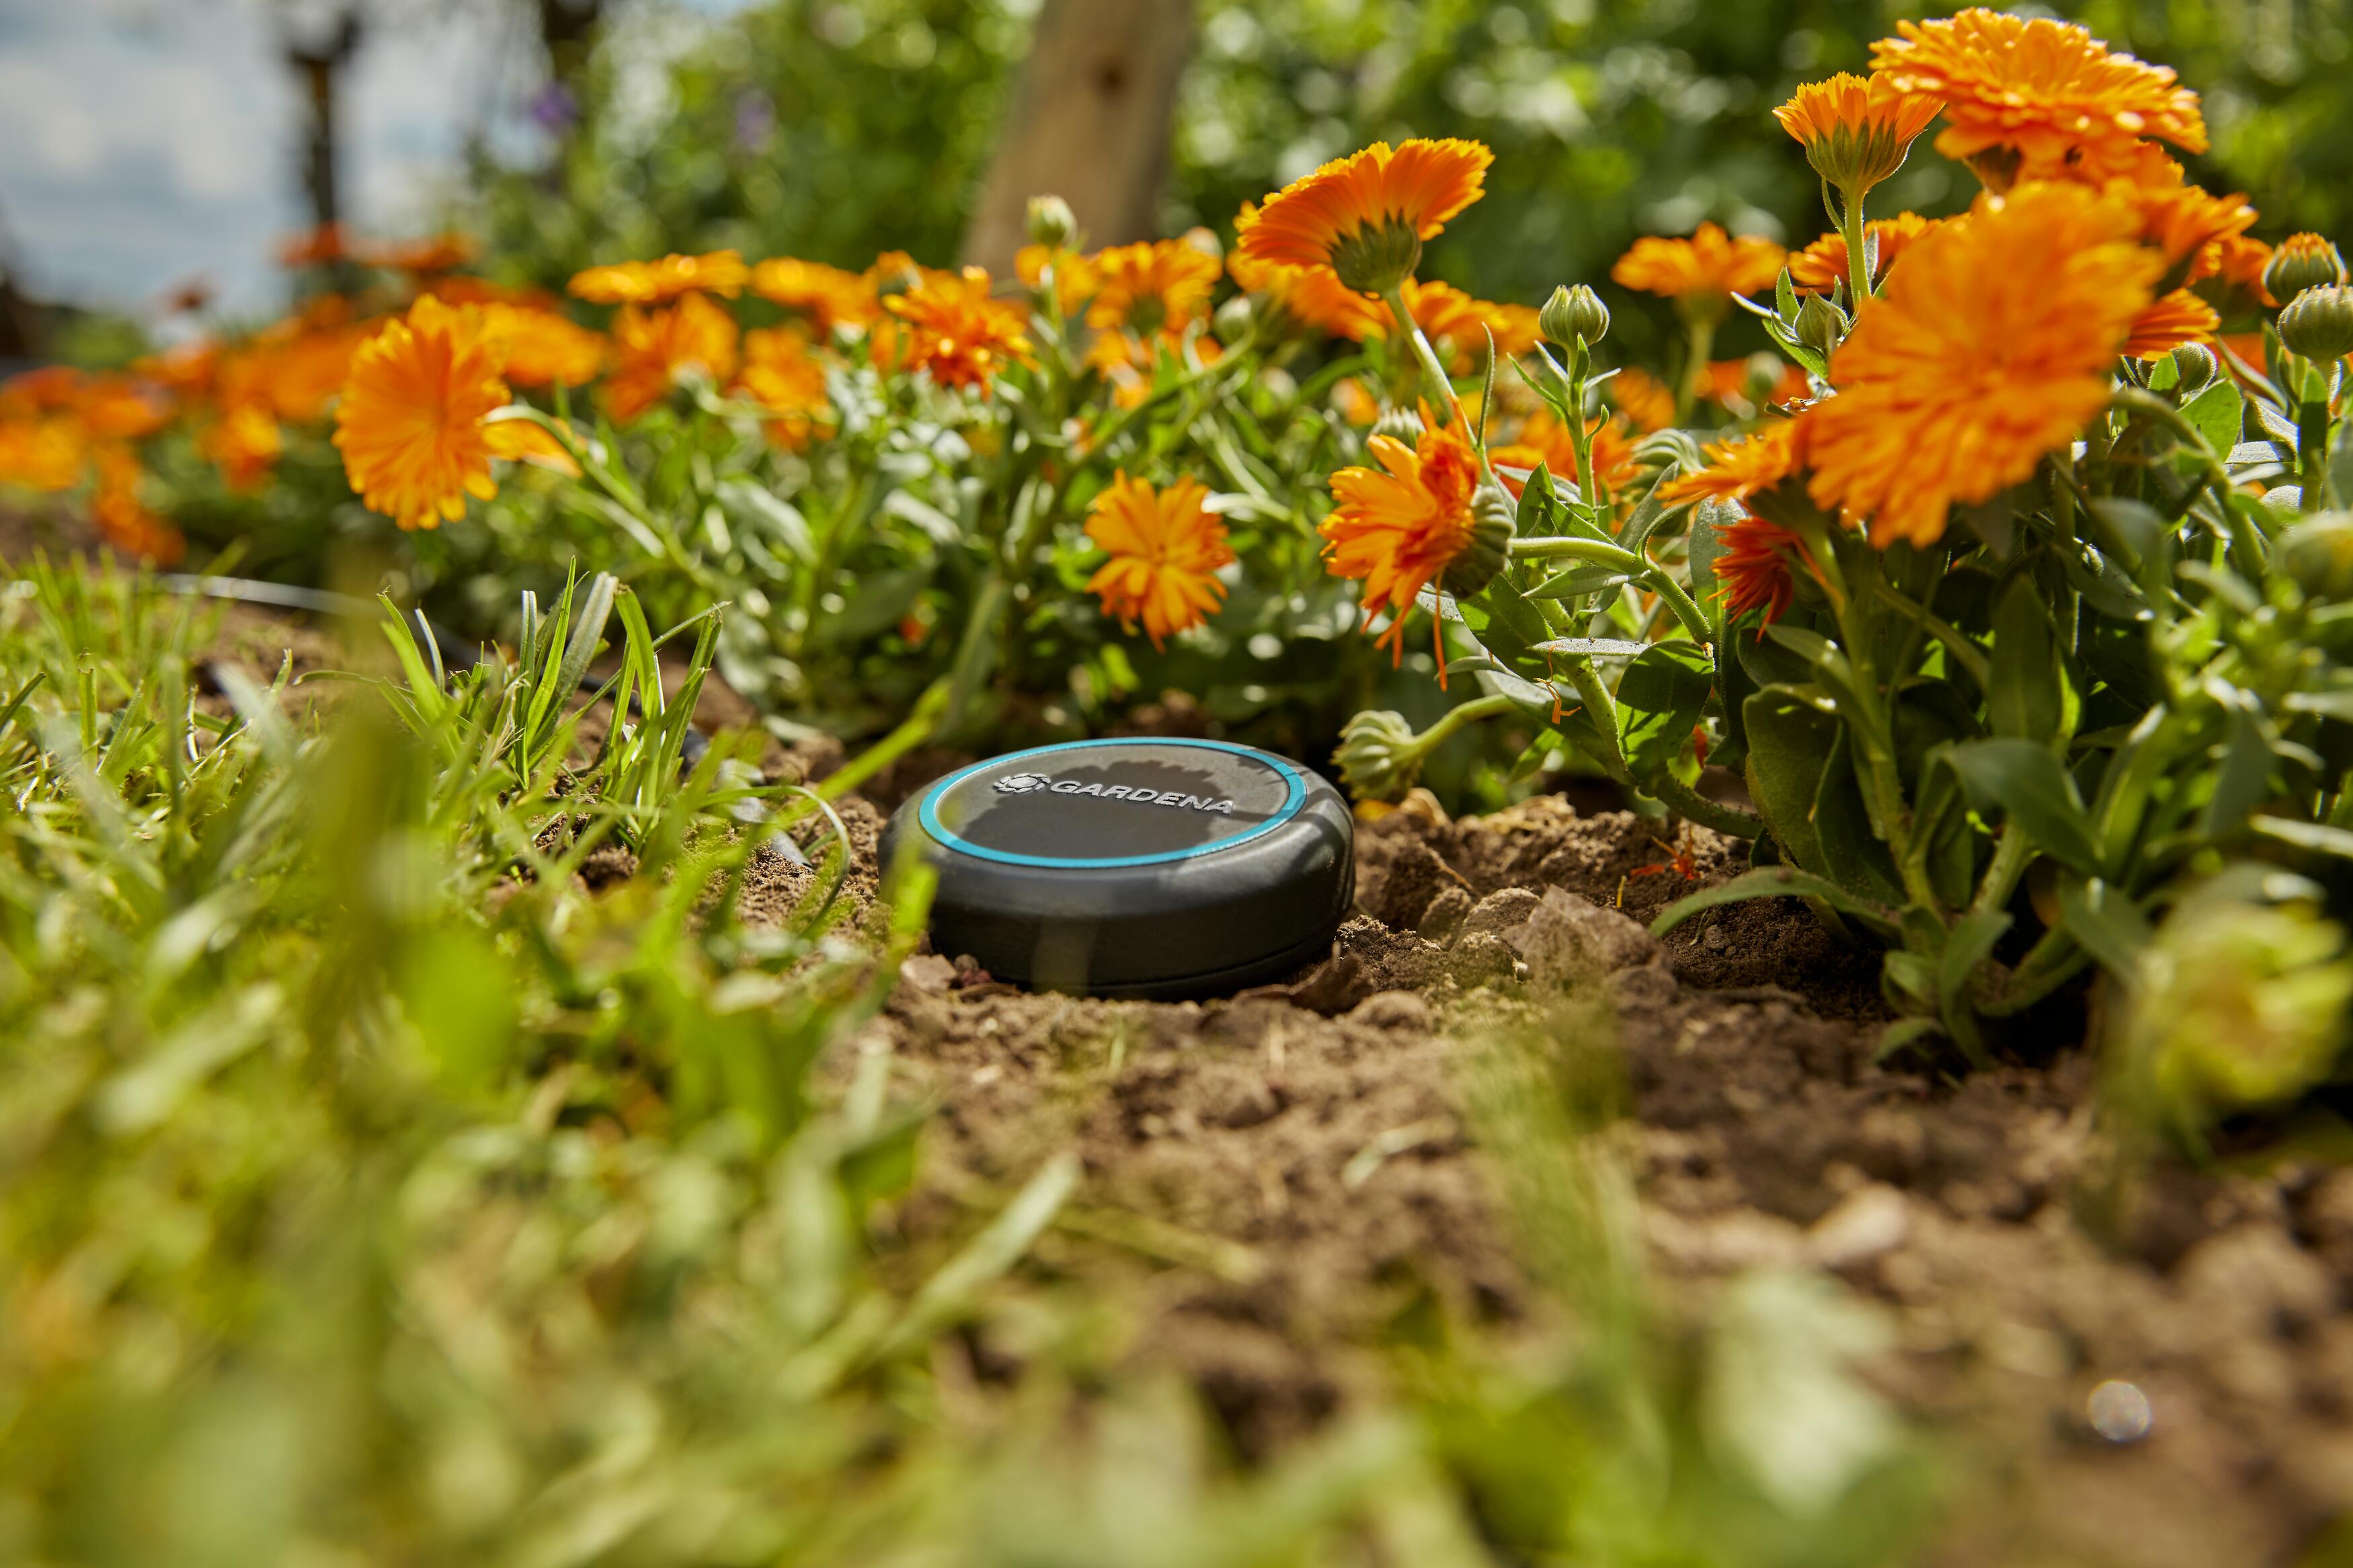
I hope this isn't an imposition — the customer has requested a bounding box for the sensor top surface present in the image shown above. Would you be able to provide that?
[881,738,1353,998]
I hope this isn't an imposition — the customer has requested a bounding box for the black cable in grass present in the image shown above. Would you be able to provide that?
[157,572,710,770]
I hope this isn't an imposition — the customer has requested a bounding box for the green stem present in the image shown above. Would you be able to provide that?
[1416,693,1517,753]
[2299,392,2333,512]
[1648,770,1765,838]
[1383,283,1491,479]
[1838,186,1872,304]
[1970,823,2034,918]
[1558,659,1633,786]
[1676,311,1716,425]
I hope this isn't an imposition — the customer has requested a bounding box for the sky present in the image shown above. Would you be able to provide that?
[0,0,748,324]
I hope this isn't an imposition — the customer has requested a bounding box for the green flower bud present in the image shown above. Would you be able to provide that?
[1540,284,1609,350]
[1441,483,1517,598]
[1371,402,1422,447]
[2169,341,2218,394]
[2264,233,2347,306]
[2279,512,2353,600]
[1026,194,1078,252]
[1794,291,1849,359]
[2122,895,2353,1138]
[1328,218,1421,296]
[1213,292,1255,343]
[1334,709,1427,803]
[2279,284,2353,362]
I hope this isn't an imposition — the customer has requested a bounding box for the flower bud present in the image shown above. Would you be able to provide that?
[1794,291,1849,358]
[1026,194,1078,252]
[2169,341,2218,395]
[1441,483,1517,598]
[1333,709,1427,802]
[1213,292,1255,343]
[2264,233,2347,306]
[2121,893,2353,1139]
[2279,512,2353,600]
[1540,284,1610,350]
[2279,284,2353,362]
[1371,401,1422,447]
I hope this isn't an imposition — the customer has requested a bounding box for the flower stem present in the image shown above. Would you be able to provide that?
[1384,282,1490,478]
[1675,311,1715,425]
[1839,186,1872,305]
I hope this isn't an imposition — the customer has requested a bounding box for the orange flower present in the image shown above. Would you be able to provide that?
[1871,9,2206,190]
[1086,239,1220,339]
[1227,237,1386,338]
[1322,413,1482,661]
[569,250,749,305]
[1083,471,1235,648]
[1712,513,1815,629]
[332,295,514,530]
[733,327,834,450]
[1236,138,1492,294]
[2122,289,2221,358]
[1660,421,1812,508]
[1788,212,1940,295]
[2209,235,2275,308]
[1609,366,1677,434]
[89,447,183,565]
[484,305,606,387]
[602,293,742,422]
[884,267,1035,395]
[751,257,880,333]
[1805,182,2160,547]
[1014,243,1097,317]
[360,233,479,274]
[200,402,283,491]
[0,416,86,492]
[1611,222,1787,305]
[1773,73,1942,196]
[278,222,350,267]
[2110,159,2257,284]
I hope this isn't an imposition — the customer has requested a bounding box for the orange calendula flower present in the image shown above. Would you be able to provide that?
[885,267,1035,395]
[752,257,880,333]
[360,233,479,274]
[603,292,742,422]
[1773,72,1942,197]
[1609,366,1678,434]
[200,402,283,491]
[1789,212,1940,295]
[734,327,834,450]
[1805,182,2161,548]
[484,305,606,388]
[1712,513,1816,630]
[1086,239,1220,339]
[2209,235,2275,308]
[1611,222,1788,308]
[332,296,514,531]
[1227,235,1386,338]
[278,222,351,267]
[90,447,184,565]
[1237,138,1493,294]
[569,250,750,305]
[1014,243,1097,317]
[2110,159,2257,284]
[2122,289,2221,358]
[1871,9,2206,190]
[1322,413,1481,661]
[0,416,87,492]
[1661,420,1812,508]
[1083,471,1235,649]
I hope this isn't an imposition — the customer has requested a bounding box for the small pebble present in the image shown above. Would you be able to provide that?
[2087,1380,2153,1444]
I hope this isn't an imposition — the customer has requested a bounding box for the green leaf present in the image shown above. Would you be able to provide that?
[1812,730,1905,906]
[1530,566,1633,600]
[1531,636,1648,659]
[1937,907,2011,1067]
[2057,876,2153,980]
[1987,575,2063,741]
[2249,816,2353,860]
[1616,642,1715,778]
[1650,866,1900,940]
[1740,686,1841,877]
[2181,380,2246,460]
[2200,692,2274,839]
[1944,739,2102,875]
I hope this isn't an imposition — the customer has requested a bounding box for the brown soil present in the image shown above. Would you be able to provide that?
[180,605,2353,1566]
[756,782,2353,1568]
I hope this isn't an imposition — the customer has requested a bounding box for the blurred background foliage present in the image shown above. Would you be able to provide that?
[467,0,2353,368]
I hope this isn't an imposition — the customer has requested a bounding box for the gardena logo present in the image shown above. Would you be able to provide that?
[990,771,1236,813]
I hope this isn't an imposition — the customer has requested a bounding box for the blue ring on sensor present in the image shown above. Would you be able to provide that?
[917,737,1308,870]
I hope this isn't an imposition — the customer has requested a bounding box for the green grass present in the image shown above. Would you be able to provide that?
[0,555,1944,1566]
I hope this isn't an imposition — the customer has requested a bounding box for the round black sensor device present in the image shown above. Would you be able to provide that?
[879,738,1354,998]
